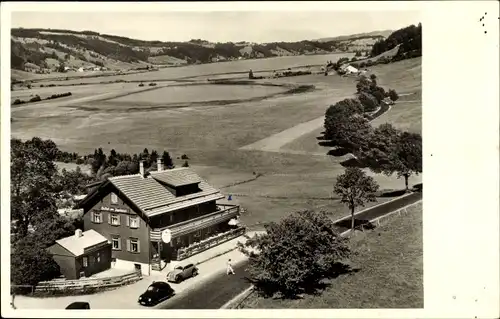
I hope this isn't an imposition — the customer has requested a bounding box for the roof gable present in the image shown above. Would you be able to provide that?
[55,229,108,257]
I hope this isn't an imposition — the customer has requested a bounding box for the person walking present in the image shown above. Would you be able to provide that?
[226,259,235,275]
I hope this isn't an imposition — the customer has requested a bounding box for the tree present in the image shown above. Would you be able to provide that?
[360,126,422,191]
[108,149,118,166]
[358,91,379,112]
[182,160,189,167]
[388,89,399,101]
[238,210,351,298]
[162,151,174,168]
[334,167,379,233]
[11,138,60,237]
[391,132,422,190]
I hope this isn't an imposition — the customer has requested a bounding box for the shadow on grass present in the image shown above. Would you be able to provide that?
[247,262,360,301]
[340,157,367,168]
[327,147,350,157]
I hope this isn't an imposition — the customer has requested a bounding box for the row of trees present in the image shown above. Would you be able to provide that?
[324,75,421,191]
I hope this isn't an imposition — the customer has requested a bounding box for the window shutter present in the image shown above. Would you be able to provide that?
[118,237,121,250]
[137,218,140,229]
[126,215,130,227]
[90,211,94,222]
[107,213,111,224]
[117,214,121,226]
[127,239,131,252]
[137,239,141,253]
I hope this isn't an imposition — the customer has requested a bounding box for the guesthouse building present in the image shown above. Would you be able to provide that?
[76,160,243,276]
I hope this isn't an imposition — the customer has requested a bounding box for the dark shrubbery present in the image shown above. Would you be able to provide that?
[387,89,399,101]
[13,99,25,105]
[46,92,72,100]
[148,82,157,86]
[29,95,42,102]
[138,83,144,87]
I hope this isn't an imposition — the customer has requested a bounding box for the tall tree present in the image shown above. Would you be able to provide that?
[238,210,351,298]
[390,132,422,191]
[11,138,60,237]
[334,167,379,233]
[361,127,422,191]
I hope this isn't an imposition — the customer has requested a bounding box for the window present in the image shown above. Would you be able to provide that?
[128,238,140,253]
[128,216,140,229]
[82,256,88,268]
[111,193,118,204]
[112,236,121,250]
[109,214,120,226]
[96,252,101,263]
[92,211,102,223]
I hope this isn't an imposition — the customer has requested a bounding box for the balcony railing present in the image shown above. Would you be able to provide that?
[176,227,246,260]
[150,205,240,241]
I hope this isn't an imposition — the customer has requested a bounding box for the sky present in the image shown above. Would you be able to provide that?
[11,11,420,43]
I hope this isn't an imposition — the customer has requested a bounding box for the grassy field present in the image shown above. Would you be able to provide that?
[105,84,287,105]
[11,56,421,227]
[241,201,423,308]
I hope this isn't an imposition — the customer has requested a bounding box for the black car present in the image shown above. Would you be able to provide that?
[65,302,90,309]
[138,281,175,306]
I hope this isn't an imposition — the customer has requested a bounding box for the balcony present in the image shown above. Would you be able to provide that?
[150,204,239,241]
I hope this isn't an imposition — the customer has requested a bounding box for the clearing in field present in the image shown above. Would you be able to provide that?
[240,201,423,308]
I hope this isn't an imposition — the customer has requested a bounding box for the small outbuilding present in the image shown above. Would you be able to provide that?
[47,229,112,279]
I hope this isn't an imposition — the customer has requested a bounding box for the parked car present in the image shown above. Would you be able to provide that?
[167,263,198,283]
[138,281,175,306]
[65,302,90,309]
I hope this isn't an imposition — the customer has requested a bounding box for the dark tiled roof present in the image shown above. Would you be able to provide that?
[108,168,223,217]
[149,168,201,187]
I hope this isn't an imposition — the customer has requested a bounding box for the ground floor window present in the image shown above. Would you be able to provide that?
[96,252,101,263]
[82,256,88,267]
[127,238,140,253]
[112,236,121,250]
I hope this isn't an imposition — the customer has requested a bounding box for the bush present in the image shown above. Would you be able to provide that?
[238,210,351,298]
[388,89,399,101]
[148,82,157,86]
[46,92,72,100]
[29,95,42,102]
[358,91,379,112]
[181,154,189,160]
[13,99,24,105]
[138,83,144,87]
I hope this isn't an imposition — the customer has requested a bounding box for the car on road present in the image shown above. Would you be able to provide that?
[167,263,198,283]
[65,301,90,309]
[138,281,175,307]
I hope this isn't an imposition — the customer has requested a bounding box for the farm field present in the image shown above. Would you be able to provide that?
[241,201,424,308]
[11,56,422,227]
[105,84,287,105]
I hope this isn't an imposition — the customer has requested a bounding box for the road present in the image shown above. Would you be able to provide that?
[156,191,422,309]
[157,261,251,309]
[333,191,422,232]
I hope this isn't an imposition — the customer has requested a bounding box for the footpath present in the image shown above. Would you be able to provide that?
[12,231,263,310]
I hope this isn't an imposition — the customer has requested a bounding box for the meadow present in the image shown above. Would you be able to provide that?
[11,56,422,227]
[105,83,287,105]
[241,201,424,308]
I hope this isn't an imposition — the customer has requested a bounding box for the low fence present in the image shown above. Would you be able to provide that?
[28,270,142,296]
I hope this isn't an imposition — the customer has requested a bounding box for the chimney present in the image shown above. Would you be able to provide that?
[139,161,144,177]
[75,229,83,238]
[157,158,163,172]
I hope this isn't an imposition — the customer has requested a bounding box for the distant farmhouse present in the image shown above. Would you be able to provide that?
[69,159,242,276]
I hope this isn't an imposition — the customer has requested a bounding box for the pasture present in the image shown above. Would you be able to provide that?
[241,201,424,308]
[11,56,422,227]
